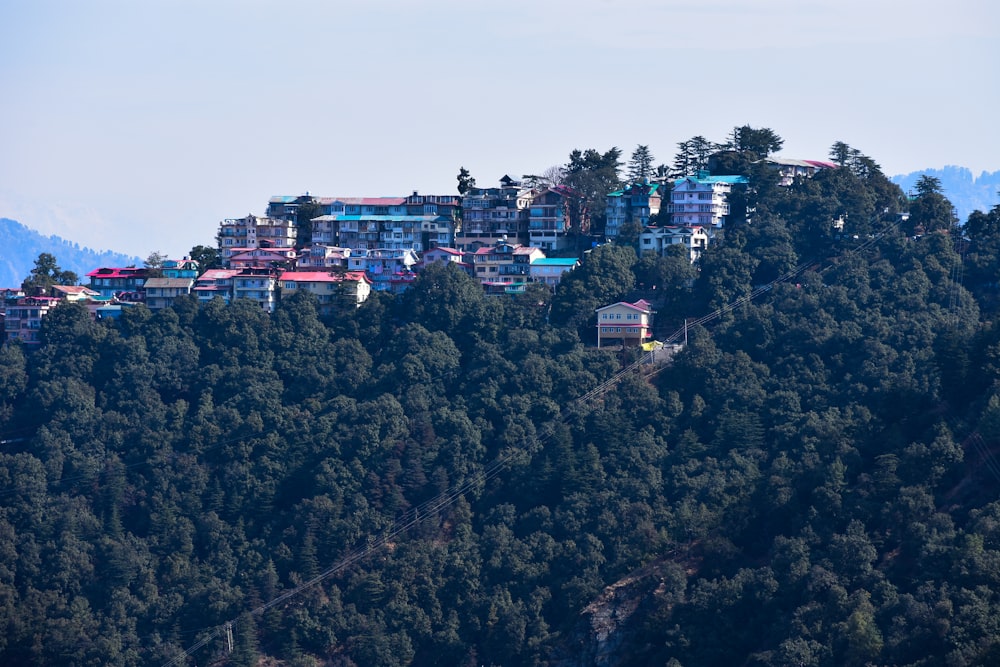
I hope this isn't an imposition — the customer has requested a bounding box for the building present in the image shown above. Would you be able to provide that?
[347,249,419,292]
[227,247,297,269]
[457,176,532,250]
[162,258,200,279]
[605,181,663,239]
[471,241,544,294]
[86,267,149,300]
[638,225,711,263]
[280,270,372,314]
[3,296,59,345]
[527,185,582,251]
[218,214,297,264]
[669,172,748,228]
[193,269,240,304]
[763,157,838,186]
[232,267,281,312]
[143,277,195,310]
[296,245,351,270]
[596,299,654,348]
[529,257,580,287]
[48,285,99,302]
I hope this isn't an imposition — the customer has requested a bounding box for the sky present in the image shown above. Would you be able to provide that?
[1,0,998,259]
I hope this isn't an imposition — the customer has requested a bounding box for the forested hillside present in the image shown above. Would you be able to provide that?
[2,149,1000,667]
[0,217,141,288]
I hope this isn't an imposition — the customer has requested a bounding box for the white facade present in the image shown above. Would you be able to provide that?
[669,175,746,228]
[638,225,711,263]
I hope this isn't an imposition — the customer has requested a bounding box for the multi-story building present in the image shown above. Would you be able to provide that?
[421,247,467,267]
[226,247,297,269]
[280,270,372,314]
[471,241,544,294]
[527,185,581,251]
[218,214,297,265]
[232,267,281,312]
[3,296,59,345]
[638,225,711,263]
[86,267,149,300]
[529,257,580,287]
[605,181,663,239]
[457,176,532,250]
[296,245,351,270]
[193,269,240,304]
[404,191,462,220]
[669,172,748,228]
[596,299,654,348]
[347,249,419,292]
[144,278,195,310]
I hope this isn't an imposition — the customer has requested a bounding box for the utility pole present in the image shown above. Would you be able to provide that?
[225,623,233,653]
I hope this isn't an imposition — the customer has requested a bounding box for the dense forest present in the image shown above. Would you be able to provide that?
[2,143,1000,667]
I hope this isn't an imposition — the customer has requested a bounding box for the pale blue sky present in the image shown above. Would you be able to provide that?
[1,0,998,258]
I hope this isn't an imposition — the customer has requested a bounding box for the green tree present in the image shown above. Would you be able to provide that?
[564,147,623,235]
[550,243,636,335]
[907,175,958,235]
[189,244,223,271]
[829,140,852,166]
[20,252,78,295]
[457,166,476,195]
[673,136,719,176]
[726,125,784,157]
[295,196,323,249]
[144,250,167,277]
[627,144,655,182]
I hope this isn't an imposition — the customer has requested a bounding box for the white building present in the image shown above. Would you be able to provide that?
[638,225,711,263]
[669,173,747,228]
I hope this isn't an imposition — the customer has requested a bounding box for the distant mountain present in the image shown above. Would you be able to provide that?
[0,217,142,288]
[891,166,1000,224]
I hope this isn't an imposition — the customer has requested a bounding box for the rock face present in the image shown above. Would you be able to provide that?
[551,559,685,667]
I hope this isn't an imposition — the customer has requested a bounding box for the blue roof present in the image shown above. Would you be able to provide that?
[531,258,579,266]
[676,174,748,185]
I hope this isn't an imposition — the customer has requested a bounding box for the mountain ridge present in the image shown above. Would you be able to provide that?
[0,217,142,289]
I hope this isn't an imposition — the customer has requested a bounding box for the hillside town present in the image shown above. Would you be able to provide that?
[2,158,842,346]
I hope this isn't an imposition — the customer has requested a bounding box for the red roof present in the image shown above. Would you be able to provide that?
[86,267,147,278]
[281,271,371,283]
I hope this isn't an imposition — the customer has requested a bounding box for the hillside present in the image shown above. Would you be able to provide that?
[0,217,141,288]
[892,166,1000,224]
[2,149,1000,666]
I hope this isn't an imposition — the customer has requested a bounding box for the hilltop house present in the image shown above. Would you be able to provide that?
[596,299,654,348]
[218,214,297,258]
[669,172,747,228]
[763,157,838,186]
